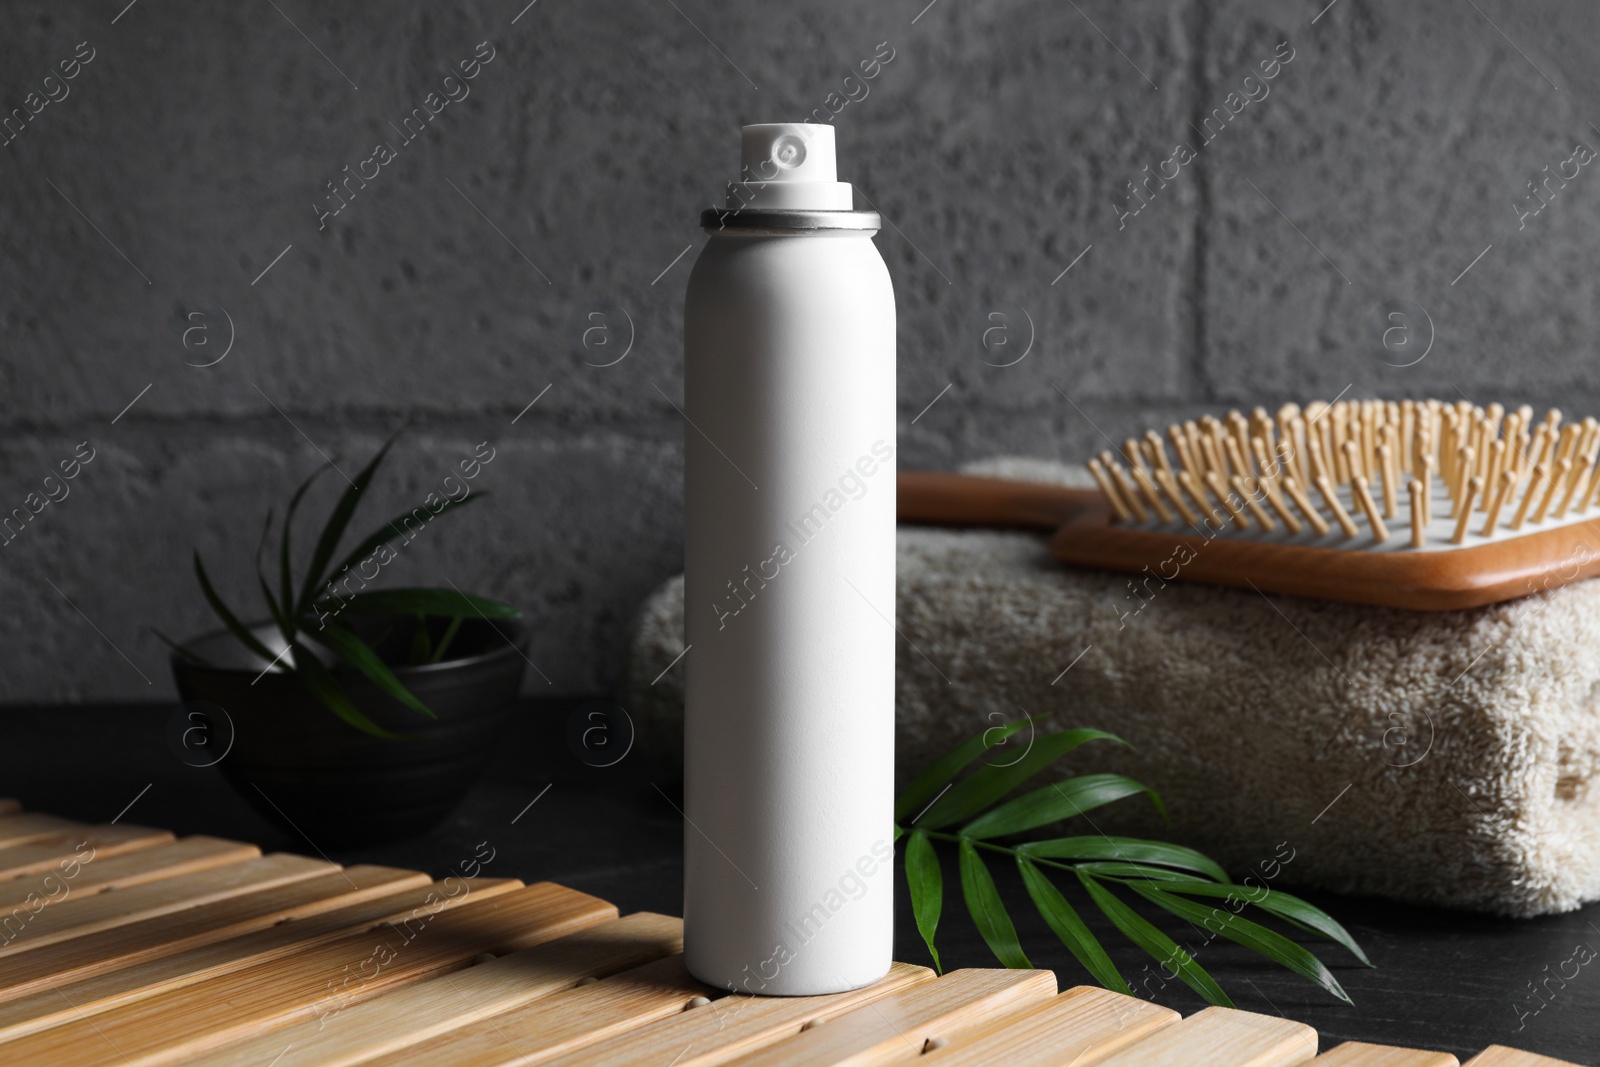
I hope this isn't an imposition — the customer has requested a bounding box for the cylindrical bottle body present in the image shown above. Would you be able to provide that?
[682,228,896,996]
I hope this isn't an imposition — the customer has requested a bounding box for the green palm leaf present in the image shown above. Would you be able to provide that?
[961,774,1165,840]
[1129,882,1352,1004]
[1069,862,1199,882]
[1018,836,1228,882]
[894,714,1038,822]
[916,729,1126,829]
[959,840,1030,969]
[1017,856,1129,994]
[1079,872,1233,1008]
[889,723,1364,1008]
[1140,877,1371,966]
[904,830,943,971]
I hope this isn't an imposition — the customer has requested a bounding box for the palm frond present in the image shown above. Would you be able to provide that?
[895,721,1368,1007]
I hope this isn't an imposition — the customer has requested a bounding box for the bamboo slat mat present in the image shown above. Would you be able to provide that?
[0,801,1580,1067]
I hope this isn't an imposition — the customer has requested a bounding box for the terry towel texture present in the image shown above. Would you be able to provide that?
[623,458,1600,917]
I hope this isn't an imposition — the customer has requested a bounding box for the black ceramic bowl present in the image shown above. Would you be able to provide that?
[171,617,525,847]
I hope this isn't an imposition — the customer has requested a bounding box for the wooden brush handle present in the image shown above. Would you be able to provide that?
[897,470,1103,530]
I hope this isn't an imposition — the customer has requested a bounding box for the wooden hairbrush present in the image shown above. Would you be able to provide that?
[898,398,1600,610]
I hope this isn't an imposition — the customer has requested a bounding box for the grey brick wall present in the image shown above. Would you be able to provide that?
[1,0,1594,701]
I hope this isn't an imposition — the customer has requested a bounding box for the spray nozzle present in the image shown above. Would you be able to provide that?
[768,134,806,171]
[729,123,853,210]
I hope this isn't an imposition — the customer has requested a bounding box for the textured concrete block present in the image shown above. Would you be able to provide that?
[0,424,681,702]
[1199,0,1600,404]
[2,1,596,423]
[2,0,1596,703]
[868,0,1196,418]
[0,1,1196,425]
[898,403,1220,474]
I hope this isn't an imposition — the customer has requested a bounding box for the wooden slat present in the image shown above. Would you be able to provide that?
[722,968,1057,1067]
[0,814,113,849]
[187,912,689,1067]
[1313,1042,1458,1066]
[1093,1005,1318,1067]
[0,877,521,1042]
[0,825,180,881]
[920,985,1180,1066]
[0,852,334,959]
[536,962,935,1067]
[0,881,616,1066]
[0,802,1572,1067]
[0,865,428,1001]
[1463,1048,1586,1067]
[358,954,714,1067]
[0,837,257,909]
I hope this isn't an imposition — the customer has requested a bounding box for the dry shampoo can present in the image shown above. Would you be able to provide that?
[681,122,896,996]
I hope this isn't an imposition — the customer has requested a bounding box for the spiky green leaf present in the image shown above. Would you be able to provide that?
[294,436,399,617]
[337,587,519,619]
[312,495,483,617]
[279,467,330,633]
[253,507,289,640]
[193,551,277,663]
[408,615,433,664]
[150,628,215,668]
[429,615,466,663]
[290,642,403,739]
[306,624,435,719]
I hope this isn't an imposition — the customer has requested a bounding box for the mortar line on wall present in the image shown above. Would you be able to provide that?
[25,388,1600,445]
[0,411,689,437]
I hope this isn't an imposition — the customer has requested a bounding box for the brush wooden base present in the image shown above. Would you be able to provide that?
[899,471,1600,611]
[0,800,1573,1065]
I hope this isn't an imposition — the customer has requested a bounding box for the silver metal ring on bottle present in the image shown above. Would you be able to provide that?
[700,208,882,232]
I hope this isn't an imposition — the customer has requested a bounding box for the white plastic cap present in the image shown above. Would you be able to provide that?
[727,122,853,210]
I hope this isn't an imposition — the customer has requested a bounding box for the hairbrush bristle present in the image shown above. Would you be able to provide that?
[1094,398,1600,550]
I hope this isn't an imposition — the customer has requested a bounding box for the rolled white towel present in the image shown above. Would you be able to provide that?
[621,458,1600,918]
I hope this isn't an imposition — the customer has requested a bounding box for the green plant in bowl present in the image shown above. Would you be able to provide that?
[160,434,519,739]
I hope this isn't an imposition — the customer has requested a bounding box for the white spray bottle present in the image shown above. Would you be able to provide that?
[681,122,896,995]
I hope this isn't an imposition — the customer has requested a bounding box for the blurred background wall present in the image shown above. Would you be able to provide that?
[2,0,1597,701]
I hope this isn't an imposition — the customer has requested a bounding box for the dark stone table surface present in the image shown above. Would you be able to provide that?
[3,699,1595,1064]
